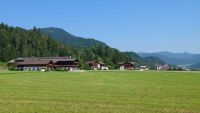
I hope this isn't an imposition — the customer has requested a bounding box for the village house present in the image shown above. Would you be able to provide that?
[119,62,135,70]
[139,66,149,71]
[156,64,169,71]
[7,57,80,71]
[85,61,108,70]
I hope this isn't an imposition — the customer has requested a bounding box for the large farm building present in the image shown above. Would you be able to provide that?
[8,57,80,71]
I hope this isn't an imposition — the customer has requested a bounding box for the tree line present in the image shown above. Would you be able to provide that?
[0,23,132,69]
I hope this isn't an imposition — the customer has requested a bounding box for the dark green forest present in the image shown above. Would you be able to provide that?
[0,23,164,69]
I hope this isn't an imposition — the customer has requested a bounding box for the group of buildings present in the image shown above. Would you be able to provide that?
[8,57,138,71]
[8,57,174,71]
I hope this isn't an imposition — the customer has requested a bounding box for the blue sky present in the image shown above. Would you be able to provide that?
[1,0,200,53]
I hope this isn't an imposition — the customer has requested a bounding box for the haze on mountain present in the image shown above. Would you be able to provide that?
[139,52,200,66]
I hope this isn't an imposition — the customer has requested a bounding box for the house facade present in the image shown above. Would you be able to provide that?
[119,62,135,70]
[156,64,169,71]
[85,61,108,70]
[139,66,149,71]
[7,57,80,71]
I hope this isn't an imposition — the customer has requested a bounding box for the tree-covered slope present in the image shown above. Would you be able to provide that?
[0,23,130,68]
[0,24,79,62]
[40,27,107,48]
[0,23,165,69]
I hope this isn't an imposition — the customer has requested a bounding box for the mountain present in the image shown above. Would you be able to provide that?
[40,27,107,48]
[138,51,200,66]
[125,52,165,69]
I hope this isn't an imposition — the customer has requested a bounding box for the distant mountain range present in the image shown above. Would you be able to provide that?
[125,52,165,69]
[40,27,107,48]
[138,52,200,66]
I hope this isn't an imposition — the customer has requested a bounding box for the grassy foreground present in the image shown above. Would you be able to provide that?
[0,71,200,113]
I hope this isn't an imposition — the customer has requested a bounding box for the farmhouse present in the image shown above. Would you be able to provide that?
[119,61,135,70]
[7,57,80,71]
[85,61,108,70]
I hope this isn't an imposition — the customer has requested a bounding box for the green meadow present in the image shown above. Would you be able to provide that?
[0,71,200,113]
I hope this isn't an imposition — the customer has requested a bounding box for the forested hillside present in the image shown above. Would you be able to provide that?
[40,27,107,48]
[0,23,132,68]
[0,24,78,62]
[0,23,165,69]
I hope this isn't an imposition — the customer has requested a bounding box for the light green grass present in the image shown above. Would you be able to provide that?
[0,71,200,113]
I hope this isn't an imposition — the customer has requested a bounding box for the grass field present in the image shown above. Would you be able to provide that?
[0,71,200,113]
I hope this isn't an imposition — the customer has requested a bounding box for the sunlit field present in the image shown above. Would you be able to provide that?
[0,71,200,113]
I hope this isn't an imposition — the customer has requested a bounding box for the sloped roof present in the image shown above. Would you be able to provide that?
[16,60,51,66]
[52,59,77,63]
[85,61,97,64]
[8,59,15,63]
[129,62,135,65]
[13,57,77,66]
[16,57,71,60]
[85,61,106,65]
[119,61,135,65]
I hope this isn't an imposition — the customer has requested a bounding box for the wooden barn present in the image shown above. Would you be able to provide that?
[7,57,80,71]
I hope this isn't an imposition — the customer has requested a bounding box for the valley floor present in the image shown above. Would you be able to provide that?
[0,71,200,113]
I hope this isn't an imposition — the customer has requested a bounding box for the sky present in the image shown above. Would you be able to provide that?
[0,0,200,53]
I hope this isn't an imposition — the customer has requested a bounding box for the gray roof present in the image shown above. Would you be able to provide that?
[12,57,78,66]
[119,61,135,65]
[16,59,51,65]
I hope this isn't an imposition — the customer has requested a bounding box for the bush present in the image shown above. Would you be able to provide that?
[8,66,17,71]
